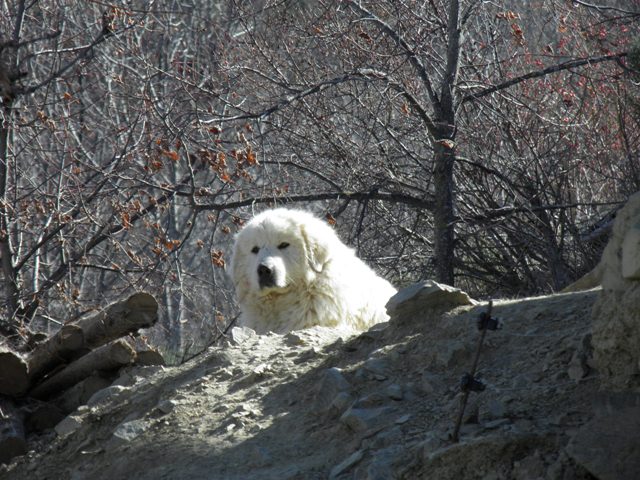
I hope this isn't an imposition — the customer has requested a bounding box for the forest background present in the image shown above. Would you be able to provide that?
[0,0,638,362]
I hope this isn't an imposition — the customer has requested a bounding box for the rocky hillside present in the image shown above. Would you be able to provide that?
[2,193,640,480]
[0,285,630,480]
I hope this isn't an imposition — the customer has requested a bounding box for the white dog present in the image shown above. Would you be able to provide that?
[230,208,397,334]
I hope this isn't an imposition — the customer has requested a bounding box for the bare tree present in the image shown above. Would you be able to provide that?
[0,0,637,358]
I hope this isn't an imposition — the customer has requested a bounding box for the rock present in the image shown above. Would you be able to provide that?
[113,365,163,387]
[420,371,445,394]
[386,383,403,401]
[418,433,554,478]
[51,374,114,413]
[361,357,390,381]
[54,415,83,438]
[567,350,589,382]
[418,432,447,460]
[156,399,177,415]
[449,394,479,425]
[313,367,352,412]
[485,398,508,419]
[599,192,640,291]
[483,418,511,430]
[434,340,468,368]
[354,393,386,408]
[566,407,640,480]
[86,385,130,408]
[340,406,394,435]
[386,280,476,322]
[366,425,402,450]
[591,285,640,388]
[285,325,354,346]
[394,414,411,424]
[590,192,640,388]
[229,326,257,346]
[331,392,354,416]
[329,449,364,479]
[621,223,640,279]
[359,446,404,480]
[113,418,150,442]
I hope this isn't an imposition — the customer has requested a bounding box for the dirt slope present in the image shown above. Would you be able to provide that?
[1,287,615,480]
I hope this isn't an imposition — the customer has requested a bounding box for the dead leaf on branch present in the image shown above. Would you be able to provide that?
[211,249,225,268]
[161,150,179,162]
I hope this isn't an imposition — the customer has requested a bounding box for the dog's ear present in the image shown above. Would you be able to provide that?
[300,219,333,273]
[229,239,249,302]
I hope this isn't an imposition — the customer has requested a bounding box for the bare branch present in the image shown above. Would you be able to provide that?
[194,190,435,213]
[345,0,441,108]
[572,0,639,15]
[462,52,628,104]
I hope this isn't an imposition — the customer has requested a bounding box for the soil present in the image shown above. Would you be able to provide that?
[0,288,621,479]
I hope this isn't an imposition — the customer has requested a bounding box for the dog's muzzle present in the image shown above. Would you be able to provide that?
[257,263,276,288]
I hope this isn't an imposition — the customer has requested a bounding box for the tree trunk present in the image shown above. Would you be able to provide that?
[27,324,86,384]
[29,339,136,399]
[0,348,29,396]
[431,0,461,287]
[27,292,157,385]
[0,102,20,329]
[0,293,157,397]
[75,292,158,349]
[432,137,457,286]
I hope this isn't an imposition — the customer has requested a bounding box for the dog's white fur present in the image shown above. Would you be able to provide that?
[230,208,396,334]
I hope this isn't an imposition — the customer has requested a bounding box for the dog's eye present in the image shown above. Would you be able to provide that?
[251,246,260,254]
[278,242,290,250]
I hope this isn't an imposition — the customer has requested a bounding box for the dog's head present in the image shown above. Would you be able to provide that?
[230,208,340,301]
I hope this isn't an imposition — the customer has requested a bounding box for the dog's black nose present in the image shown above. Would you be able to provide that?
[257,264,275,287]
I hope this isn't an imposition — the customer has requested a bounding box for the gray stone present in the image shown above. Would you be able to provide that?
[418,432,447,460]
[592,285,640,387]
[54,415,83,438]
[331,392,354,415]
[394,414,411,424]
[113,418,150,442]
[621,223,640,279]
[156,399,177,414]
[590,193,640,387]
[366,426,402,450]
[483,418,511,430]
[567,350,589,382]
[486,398,508,419]
[434,340,468,368]
[314,367,352,412]
[386,280,476,322]
[420,372,445,394]
[566,407,640,480]
[86,385,130,408]
[229,326,257,346]
[386,383,403,401]
[329,449,364,479]
[354,392,386,408]
[363,446,403,480]
[340,406,395,434]
[362,358,390,381]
